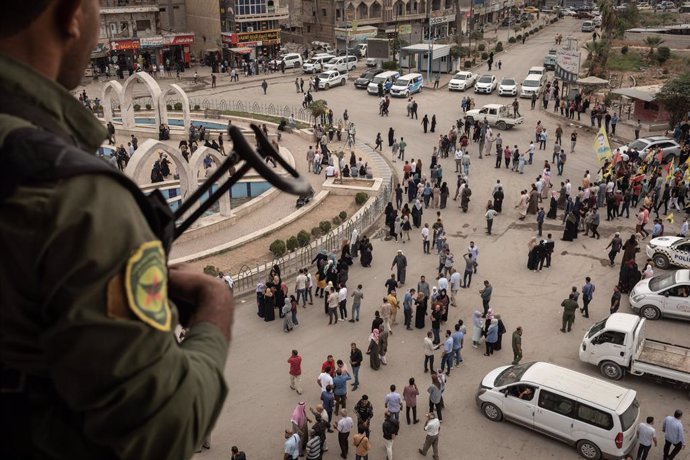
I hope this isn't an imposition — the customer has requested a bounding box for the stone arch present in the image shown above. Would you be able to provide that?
[393,0,404,16]
[188,146,232,216]
[346,3,355,20]
[370,1,382,18]
[159,83,191,133]
[124,139,194,206]
[121,71,162,129]
[101,80,124,125]
[356,2,368,19]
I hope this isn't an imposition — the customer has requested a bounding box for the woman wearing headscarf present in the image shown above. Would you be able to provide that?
[492,186,504,213]
[282,298,294,332]
[527,236,539,271]
[360,235,373,267]
[493,314,506,351]
[436,289,450,322]
[547,190,558,219]
[291,402,311,456]
[562,210,578,241]
[256,282,266,318]
[393,215,402,241]
[484,319,499,356]
[432,183,441,208]
[411,199,423,228]
[440,182,449,209]
[263,284,275,322]
[407,176,416,203]
[350,228,360,258]
[516,190,528,220]
[366,328,381,370]
[471,311,483,348]
[527,185,540,215]
[415,293,428,329]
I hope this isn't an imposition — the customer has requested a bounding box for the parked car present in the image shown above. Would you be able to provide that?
[581,20,595,32]
[448,71,477,91]
[637,2,652,10]
[474,74,497,94]
[390,73,423,97]
[523,6,539,13]
[365,57,378,67]
[630,269,690,320]
[498,77,518,96]
[270,53,303,70]
[656,1,678,11]
[645,235,690,269]
[476,361,641,460]
[354,68,384,89]
[316,70,347,89]
[618,136,681,163]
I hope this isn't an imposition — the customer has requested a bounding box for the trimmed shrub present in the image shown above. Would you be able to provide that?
[382,60,399,70]
[203,265,219,276]
[508,36,517,44]
[657,46,671,64]
[339,211,347,220]
[319,220,332,233]
[145,103,152,110]
[297,230,311,247]
[311,226,322,238]
[355,192,368,205]
[464,60,472,69]
[173,102,183,111]
[133,103,141,111]
[286,236,299,252]
[331,216,342,226]
[621,45,629,55]
[269,239,286,257]
[516,34,522,41]
[481,52,489,60]
[477,43,486,51]
[495,41,503,52]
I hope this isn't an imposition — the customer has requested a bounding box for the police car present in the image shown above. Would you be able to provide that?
[646,236,690,269]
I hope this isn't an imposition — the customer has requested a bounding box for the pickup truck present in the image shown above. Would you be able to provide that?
[543,49,557,71]
[464,104,524,130]
[579,313,690,393]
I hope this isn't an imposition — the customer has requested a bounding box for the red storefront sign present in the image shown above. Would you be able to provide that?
[111,39,140,50]
[171,34,194,45]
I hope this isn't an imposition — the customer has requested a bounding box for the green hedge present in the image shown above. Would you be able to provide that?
[355,192,368,205]
[319,220,332,233]
[286,236,298,252]
[269,239,286,257]
[297,230,311,247]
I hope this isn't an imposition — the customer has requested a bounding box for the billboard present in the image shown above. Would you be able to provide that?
[367,38,391,59]
[555,47,580,83]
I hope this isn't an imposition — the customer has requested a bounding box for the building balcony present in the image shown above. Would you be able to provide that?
[234,7,290,22]
[101,5,159,14]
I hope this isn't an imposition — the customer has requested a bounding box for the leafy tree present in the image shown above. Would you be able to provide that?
[656,46,671,64]
[597,0,617,38]
[656,73,690,128]
[643,36,665,57]
[308,100,329,125]
[583,40,609,76]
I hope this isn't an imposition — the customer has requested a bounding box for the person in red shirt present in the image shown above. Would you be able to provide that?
[288,349,303,395]
[322,355,336,377]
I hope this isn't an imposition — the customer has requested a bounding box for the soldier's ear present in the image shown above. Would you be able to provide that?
[54,0,86,40]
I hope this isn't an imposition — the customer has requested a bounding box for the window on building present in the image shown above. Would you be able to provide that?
[237,0,268,15]
[159,7,166,12]
[173,5,179,8]
[336,8,341,18]
[322,8,327,16]
[136,20,151,32]
[307,25,311,32]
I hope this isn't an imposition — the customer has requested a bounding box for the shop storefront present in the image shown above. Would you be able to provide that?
[221,29,281,64]
[109,33,194,75]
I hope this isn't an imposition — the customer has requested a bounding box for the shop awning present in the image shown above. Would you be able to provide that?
[229,47,253,54]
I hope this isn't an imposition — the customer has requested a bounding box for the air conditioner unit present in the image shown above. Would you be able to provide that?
[247,26,254,32]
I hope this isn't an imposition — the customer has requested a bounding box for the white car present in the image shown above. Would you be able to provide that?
[562,8,576,15]
[630,270,690,320]
[618,136,681,163]
[365,58,377,67]
[474,74,497,94]
[448,71,477,91]
[498,77,518,96]
[316,70,346,90]
[646,236,690,269]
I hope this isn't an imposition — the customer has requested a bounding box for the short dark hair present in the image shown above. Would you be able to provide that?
[231,446,239,453]
[0,1,53,37]
[390,384,396,391]
[646,416,654,423]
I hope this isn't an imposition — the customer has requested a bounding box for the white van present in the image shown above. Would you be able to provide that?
[279,53,303,69]
[390,73,423,97]
[476,361,640,460]
[582,20,595,32]
[302,55,335,73]
[323,55,357,73]
[367,70,400,95]
[528,66,546,78]
[520,74,546,98]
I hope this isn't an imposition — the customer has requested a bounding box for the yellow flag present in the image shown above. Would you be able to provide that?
[352,19,358,34]
[666,159,675,181]
[593,126,612,163]
[666,212,675,224]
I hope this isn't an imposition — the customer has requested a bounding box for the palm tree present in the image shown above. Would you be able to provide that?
[643,36,665,57]
[583,40,608,76]
[597,0,617,38]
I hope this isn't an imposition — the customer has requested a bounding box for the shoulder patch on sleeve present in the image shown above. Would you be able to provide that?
[125,241,171,331]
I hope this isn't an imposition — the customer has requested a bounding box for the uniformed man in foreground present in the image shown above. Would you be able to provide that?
[0,1,234,458]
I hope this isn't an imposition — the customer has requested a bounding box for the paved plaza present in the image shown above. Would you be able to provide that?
[80,17,689,460]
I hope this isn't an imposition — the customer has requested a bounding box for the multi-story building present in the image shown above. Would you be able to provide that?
[299,0,460,50]
[217,0,289,62]
[95,0,196,75]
